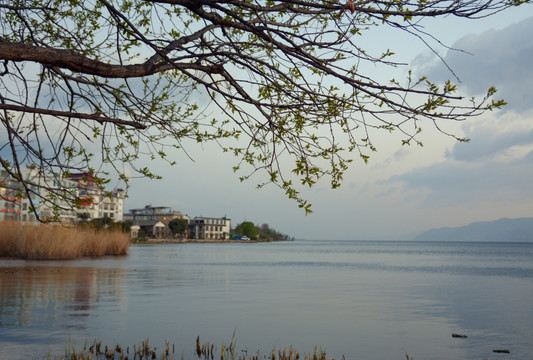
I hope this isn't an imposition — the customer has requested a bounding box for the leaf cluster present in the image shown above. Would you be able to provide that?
[0,0,524,215]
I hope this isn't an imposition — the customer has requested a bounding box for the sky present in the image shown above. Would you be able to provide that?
[125,6,533,240]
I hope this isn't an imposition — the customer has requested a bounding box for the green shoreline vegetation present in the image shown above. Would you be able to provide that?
[0,223,129,260]
[233,222,294,242]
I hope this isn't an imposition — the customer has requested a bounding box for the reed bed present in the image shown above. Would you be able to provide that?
[54,336,336,360]
[0,223,129,260]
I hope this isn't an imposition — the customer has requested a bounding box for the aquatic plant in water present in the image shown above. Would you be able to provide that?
[52,336,334,360]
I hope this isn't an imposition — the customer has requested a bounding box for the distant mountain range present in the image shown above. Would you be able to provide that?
[414,217,533,242]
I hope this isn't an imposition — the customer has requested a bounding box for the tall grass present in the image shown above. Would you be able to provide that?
[54,337,335,360]
[0,223,129,260]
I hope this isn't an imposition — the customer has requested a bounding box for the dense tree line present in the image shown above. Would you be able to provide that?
[234,221,293,241]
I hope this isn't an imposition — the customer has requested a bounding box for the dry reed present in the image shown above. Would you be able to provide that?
[0,223,129,260]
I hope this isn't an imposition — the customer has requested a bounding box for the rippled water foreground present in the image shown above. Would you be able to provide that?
[1,240,533,359]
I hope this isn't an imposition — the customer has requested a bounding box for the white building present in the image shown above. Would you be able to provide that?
[190,216,231,240]
[38,176,79,223]
[0,167,77,223]
[0,168,124,224]
[70,172,124,222]
[0,169,33,223]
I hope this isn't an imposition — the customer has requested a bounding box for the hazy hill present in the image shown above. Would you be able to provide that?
[414,217,533,242]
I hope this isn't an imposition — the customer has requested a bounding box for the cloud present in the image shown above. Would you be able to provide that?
[446,127,533,162]
[126,14,533,240]
[382,136,533,208]
[394,16,533,214]
[525,149,533,163]
[416,16,533,112]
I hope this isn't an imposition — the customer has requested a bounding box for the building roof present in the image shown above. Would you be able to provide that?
[128,205,173,215]
[135,220,165,227]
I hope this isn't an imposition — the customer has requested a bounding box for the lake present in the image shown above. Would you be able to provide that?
[1,240,532,359]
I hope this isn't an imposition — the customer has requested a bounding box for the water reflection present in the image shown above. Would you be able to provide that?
[0,263,124,330]
[1,242,533,360]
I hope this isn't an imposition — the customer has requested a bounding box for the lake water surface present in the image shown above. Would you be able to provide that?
[1,240,533,360]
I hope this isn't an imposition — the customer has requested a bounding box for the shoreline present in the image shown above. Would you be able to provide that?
[132,238,286,244]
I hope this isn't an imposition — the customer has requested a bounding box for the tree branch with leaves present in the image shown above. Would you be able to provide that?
[0,0,525,219]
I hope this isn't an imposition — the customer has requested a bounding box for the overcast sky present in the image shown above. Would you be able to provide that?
[125,7,533,240]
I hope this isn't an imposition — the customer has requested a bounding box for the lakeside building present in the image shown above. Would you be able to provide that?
[124,206,231,240]
[70,172,125,222]
[189,216,231,240]
[124,205,190,238]
[0,168,124,224]
[2,167,233,239]
[38,176,79,223]
[0,167,77,223]
[0,169,34,223]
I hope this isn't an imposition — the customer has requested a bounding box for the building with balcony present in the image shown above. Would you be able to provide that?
[0,167,77,223]
[0,168,124,224]
[0,169,32,223]
[70,172,125,222]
